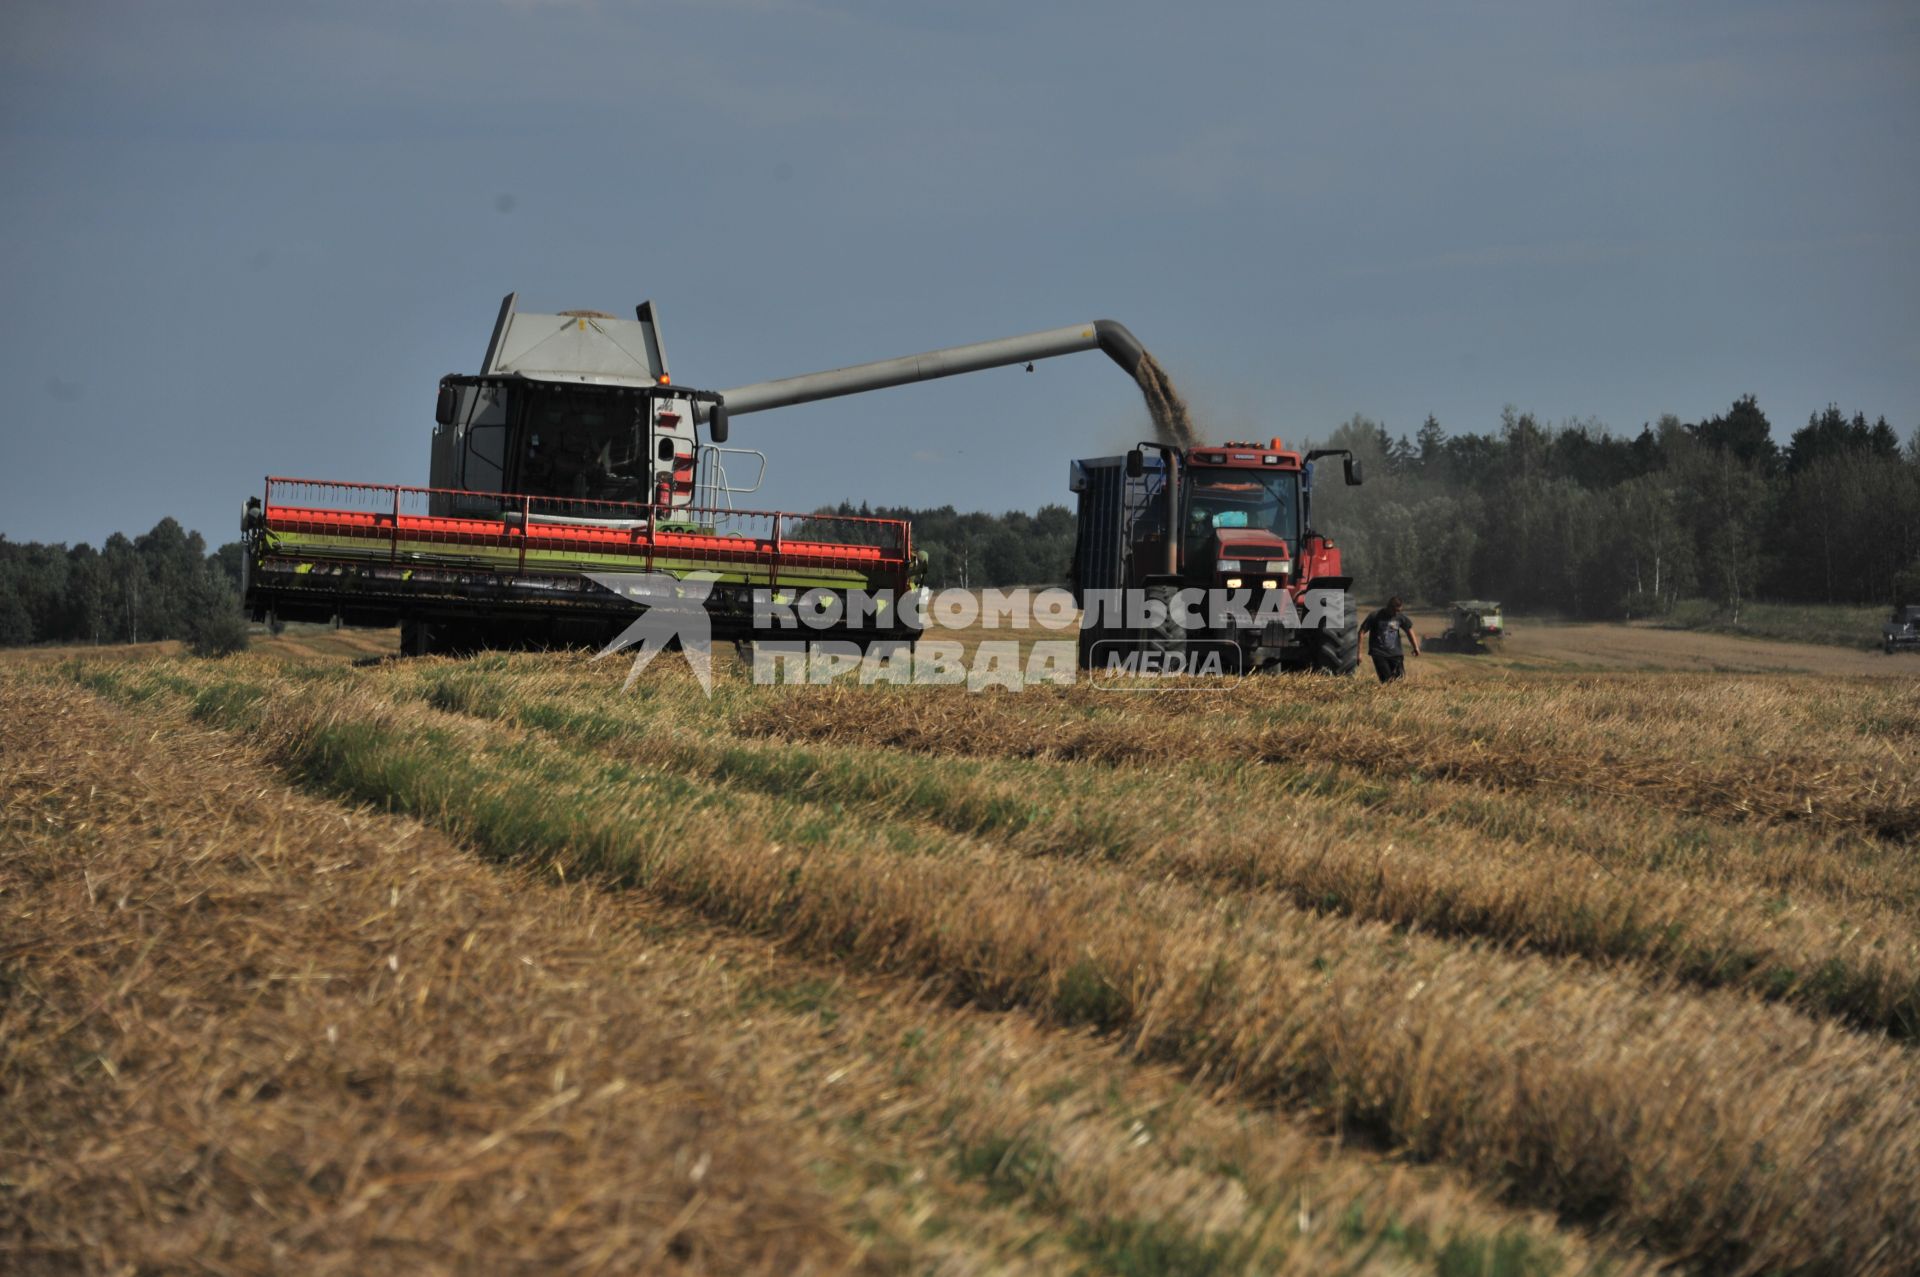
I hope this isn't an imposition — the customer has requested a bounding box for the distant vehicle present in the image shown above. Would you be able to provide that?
[1885,605,1920,654]
[1428,600,1504,654]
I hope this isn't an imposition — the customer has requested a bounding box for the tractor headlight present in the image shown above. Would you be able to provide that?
[1268,560,1290,575]
[1218,560,1244,573]
[1225,577,1244,590]
[1260,579,1279,590]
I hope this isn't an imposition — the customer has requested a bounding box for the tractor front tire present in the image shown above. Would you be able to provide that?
[1308,595,1359,676]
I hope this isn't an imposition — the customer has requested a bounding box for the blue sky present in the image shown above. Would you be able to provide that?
[3,0,1916,547]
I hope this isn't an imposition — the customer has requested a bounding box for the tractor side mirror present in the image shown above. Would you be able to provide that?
[709,404,729,445]
[434,382,458,426]
[1125,448,1145,478]
[1344,458,1364,486]
[656,436,676,463]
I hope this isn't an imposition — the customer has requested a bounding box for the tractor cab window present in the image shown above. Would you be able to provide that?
[516,385,649,505]
[1184,470,1299,556]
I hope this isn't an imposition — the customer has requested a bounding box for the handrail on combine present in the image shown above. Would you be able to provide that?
[258,476,914,570]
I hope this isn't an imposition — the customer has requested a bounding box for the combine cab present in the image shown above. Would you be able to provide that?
[1428,600,1505,654]
[243,294,1157,655]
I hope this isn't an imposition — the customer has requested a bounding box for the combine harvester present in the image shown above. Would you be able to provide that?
[242,295,1160,655]
[1426,600,1505,654]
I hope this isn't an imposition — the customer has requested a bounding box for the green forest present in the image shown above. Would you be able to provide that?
[807,501,1080,592]
[830,398,1919,618]
[0,519,248,653]
[1309,399,1917,618]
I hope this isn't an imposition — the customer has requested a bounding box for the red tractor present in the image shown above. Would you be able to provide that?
[1070,439,1364,674]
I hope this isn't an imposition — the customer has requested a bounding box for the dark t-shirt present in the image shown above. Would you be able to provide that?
[1362,608,1413,655]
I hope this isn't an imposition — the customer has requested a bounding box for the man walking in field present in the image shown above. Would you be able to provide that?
[1360,596,1419,683]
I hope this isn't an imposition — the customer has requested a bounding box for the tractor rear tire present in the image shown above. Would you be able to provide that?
[1308,594,1359,676]
[1140,583,1188,668]
[1077,628,1130,671]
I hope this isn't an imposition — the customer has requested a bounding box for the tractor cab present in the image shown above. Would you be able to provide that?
[1179,443,1306,588]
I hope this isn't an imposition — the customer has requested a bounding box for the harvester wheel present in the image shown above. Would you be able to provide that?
[1308,594,1359,676]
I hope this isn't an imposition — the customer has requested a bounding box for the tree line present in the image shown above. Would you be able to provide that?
[0,518,248,653]
[1307,399,1918,619]
[6,397,1911,650]
[809,500,1079,589]
[831,397,1918,617]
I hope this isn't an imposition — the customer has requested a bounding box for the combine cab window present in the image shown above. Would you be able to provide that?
[1184,471,1299,556]
[515,386,650,505]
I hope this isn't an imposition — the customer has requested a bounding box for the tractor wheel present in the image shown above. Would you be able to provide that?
[1307,594,1359,676]
[1139,583,1188,668]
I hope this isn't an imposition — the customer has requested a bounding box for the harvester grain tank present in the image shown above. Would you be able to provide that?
[1069,439,1365,674]
[242,295,1155,654]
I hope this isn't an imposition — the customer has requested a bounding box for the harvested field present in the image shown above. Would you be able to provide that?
[0,682,852,1274]
[5,623,1918,1274]
[1404,613,1907,677]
